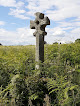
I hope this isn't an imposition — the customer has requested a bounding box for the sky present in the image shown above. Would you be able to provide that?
[0,0,80,45]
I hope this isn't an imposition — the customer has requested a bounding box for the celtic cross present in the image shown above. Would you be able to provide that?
[30,12,50,69]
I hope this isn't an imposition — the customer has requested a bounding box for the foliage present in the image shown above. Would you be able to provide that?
[75,39,80,43]
[0,43,80,105]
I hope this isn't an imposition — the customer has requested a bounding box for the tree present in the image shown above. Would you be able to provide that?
[53,42,58,44]
[75,39,80,43]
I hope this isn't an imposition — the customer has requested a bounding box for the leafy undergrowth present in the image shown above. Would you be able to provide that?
[0,43,80,106]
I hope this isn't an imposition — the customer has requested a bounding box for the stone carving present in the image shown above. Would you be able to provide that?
[30,12,50,69]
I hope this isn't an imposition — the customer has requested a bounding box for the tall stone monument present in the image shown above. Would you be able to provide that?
[30,12,50,69]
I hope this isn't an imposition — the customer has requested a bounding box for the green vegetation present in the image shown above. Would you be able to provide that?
[75,39,80,43]
[0,43,80,106]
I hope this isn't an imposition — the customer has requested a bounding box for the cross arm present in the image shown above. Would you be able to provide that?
[30,20,35,29]
[40,17,50,26]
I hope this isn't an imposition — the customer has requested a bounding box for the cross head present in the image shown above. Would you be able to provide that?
[30,12,50,36]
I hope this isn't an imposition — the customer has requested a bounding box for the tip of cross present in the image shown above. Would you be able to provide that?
[35,12,44,19]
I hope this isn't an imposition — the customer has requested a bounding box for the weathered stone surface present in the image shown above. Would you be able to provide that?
[30,12,50,37]
[30,12,50,69]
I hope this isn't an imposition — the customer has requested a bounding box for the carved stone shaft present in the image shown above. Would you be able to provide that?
[36,33,44,61]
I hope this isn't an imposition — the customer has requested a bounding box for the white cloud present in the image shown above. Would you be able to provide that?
[0,0,28,19]
[17,27,35,37]
[52,27,65,37]
[0,0,16,7]
[0,28,35,45]
[45,27,67,44]
[0,21,5,25]
[0,26,80,45]
[9,8,29,19]
[46,5,80,21]
[71,28,80,34]
[16,1,24,8]
[25,0,80,21]
[0,0,80,21]
[45,26,80,44]
[58,21,80,28]
[26,0,52,12]
[46,27,66,38]
[1,0,80,22]
[0,0,24,7]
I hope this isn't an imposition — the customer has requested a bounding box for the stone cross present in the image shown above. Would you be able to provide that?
[30,12,50,69]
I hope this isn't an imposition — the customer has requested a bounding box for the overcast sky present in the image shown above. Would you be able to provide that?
[0,0,80,45]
